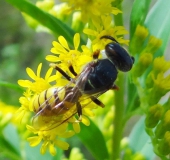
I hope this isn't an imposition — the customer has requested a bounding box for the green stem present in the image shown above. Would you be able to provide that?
[112,4,125,160]
[112,73,125,160]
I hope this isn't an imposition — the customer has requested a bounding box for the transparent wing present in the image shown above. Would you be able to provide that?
[31,62,106,131]
[32,90,104,131]
[31,82,76,130]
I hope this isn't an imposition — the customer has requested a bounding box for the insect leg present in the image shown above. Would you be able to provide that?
[93,50,100,59]
[111,84,119,90]
[68,64,77,76]
[90,96,105,108]
[76,102,82,121]
[50,63,72,81]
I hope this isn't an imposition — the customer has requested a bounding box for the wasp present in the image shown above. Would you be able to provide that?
[32,35,134,130]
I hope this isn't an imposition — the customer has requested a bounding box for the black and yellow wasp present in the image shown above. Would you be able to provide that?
[32,35,134,131]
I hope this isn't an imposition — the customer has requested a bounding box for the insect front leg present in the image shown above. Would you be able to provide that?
[93,50,100,59]
[50,63,73,82]
[68,64,77,76]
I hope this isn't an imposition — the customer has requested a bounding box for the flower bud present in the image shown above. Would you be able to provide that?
[133,53,153,77]
[145,104,163,128]
[157,131,170,155]
[130,25,149,54]
[155,110,170,139]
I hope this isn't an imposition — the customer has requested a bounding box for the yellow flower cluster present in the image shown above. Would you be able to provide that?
[22,0,128,48]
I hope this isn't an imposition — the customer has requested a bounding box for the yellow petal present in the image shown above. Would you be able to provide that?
[51,41,67,54]
[55,139,69,150]
[45,55,61,62]
[26,67,37,80]
[83,28,97,36]
[37,63,42,78]
[49,143,57,156]
[58,36,70,51]
[74,33,80,50]
[18,80,32,87]
[73,122,80,133]
[82,115,90,126]
[45,67,53,80]
[40,141,49,155]
[27,136,42,147]
[47,75,58,83]
[60,130,75,138]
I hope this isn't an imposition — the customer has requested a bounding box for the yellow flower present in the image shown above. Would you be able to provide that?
[27,122,74,156]
[18,63,57,94]
[46,33,92,75]
[84,16,129,50]
[61,0,122,22]
[16,63,57,123]
[15,89,32,122]
[153,57,170,75]
[152,72,170,90]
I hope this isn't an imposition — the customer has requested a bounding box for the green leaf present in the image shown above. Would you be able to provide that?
[5,0,81,46]
[130,0,152,38]
[0,136,21,160]
[77,120,109,160]
[144,0,170,56]
[3,124,21,155]
[129,117,155,160]
[0,80,23,93]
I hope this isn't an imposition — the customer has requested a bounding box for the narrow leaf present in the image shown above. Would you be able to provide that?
[0,80,23,93]
[77,120,109,160]
[5,0,79,46]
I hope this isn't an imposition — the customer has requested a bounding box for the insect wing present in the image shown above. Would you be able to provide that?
[31,62,105,131]
[31,83,75,131]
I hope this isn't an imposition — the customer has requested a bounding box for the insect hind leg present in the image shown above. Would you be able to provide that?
[90,96,105,108]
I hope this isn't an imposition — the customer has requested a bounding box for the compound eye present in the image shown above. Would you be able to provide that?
[106,43,117,57]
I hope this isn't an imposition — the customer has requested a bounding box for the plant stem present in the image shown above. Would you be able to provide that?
[112,4,125,160]
[112,73,125,160]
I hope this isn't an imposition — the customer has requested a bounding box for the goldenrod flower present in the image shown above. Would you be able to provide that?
[61,0,121,22]
[153,57,170,75]
[27,123,74,156]
[84,16,129,50]
[18,63,57,94]
[152,72,170,91]
[46,33,92,75]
